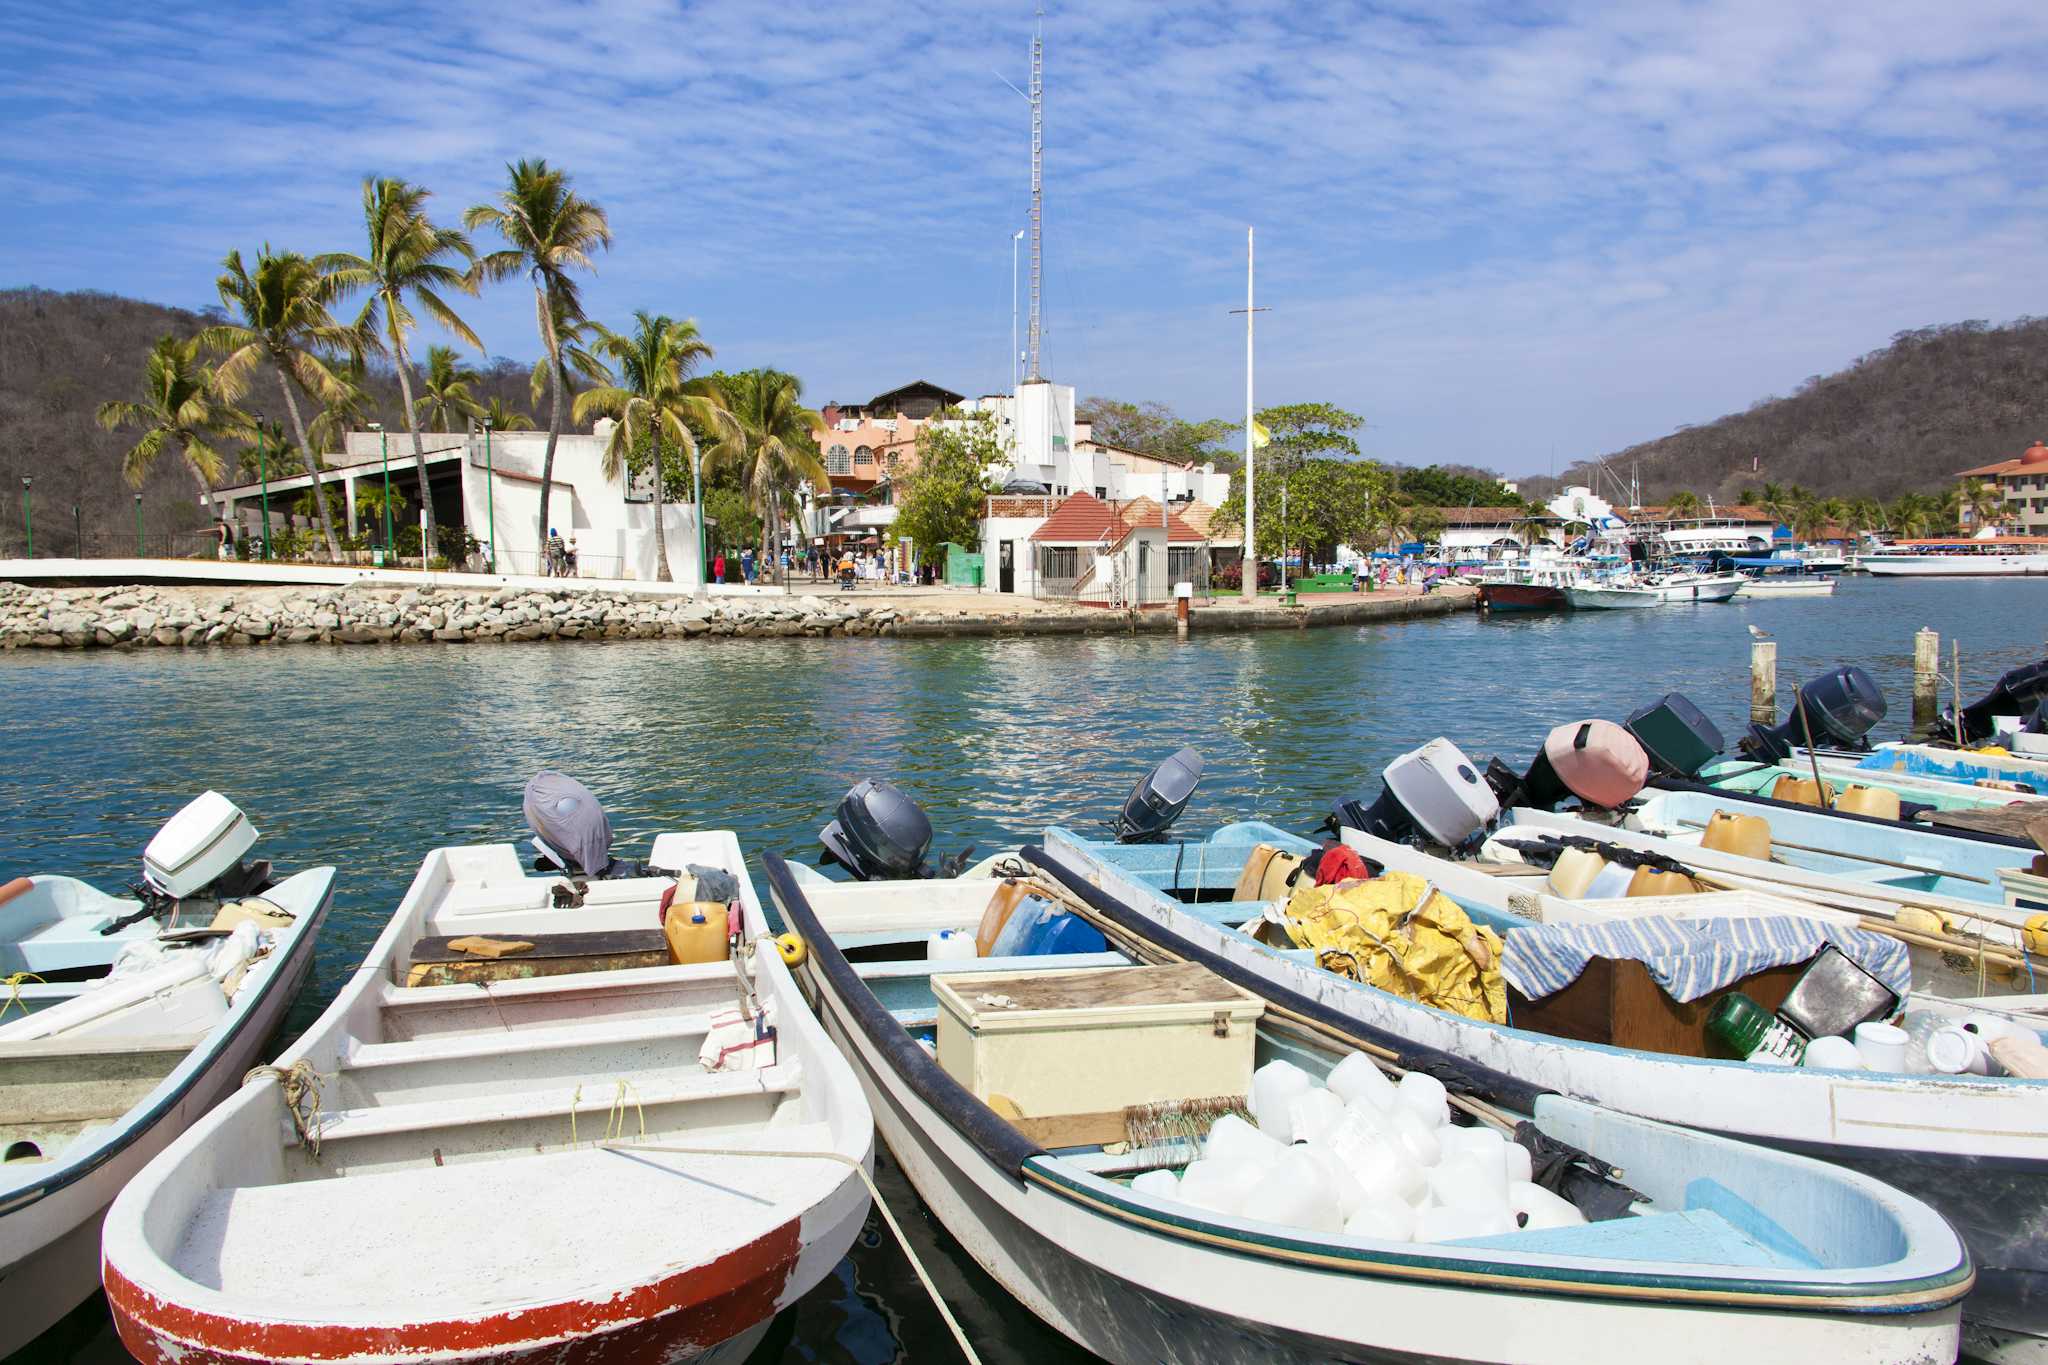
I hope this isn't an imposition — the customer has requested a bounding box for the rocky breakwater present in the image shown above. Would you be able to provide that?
[0,582,902,650]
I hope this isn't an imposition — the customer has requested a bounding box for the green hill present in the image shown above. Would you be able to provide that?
[1521,318,2048,505]
[0,287,539,556]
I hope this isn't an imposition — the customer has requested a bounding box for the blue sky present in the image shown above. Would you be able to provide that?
[6,0,2047,475]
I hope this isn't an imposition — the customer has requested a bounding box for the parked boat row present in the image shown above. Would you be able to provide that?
[14,652,2048,1362]
[1479,551,1835,612]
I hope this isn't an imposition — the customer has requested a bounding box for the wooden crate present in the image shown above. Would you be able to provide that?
[1509,957,1808,1059]
[933,962,1264,1144]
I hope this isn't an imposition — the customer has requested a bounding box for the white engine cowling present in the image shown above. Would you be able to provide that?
[143,792,258,899]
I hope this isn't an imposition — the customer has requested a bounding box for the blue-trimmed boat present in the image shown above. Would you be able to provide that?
[1046,822,2048,1362]
[766,853,1973,1364]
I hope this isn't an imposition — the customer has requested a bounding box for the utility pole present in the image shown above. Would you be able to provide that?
[1011,228,1025,393]
[1230,228,1268,602]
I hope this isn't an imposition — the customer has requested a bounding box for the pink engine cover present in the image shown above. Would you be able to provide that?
[1542,719,1650,809]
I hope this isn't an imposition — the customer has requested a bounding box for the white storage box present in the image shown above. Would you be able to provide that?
[932,962,1265,1137]
[1998,865,2048,912]
[1385,738,1499,846]
[144,792,257,899]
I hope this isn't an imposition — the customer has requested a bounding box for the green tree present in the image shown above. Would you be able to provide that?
[478,395,535,432]
[713,369,827,586]
[1394,465,1520,508]
[201,246,360,561]
[1664,490,1703,519]
[412,345,485,432]
[1842,496,1883,538]
[1961,479,2005,530]
[322,177,479,547]
[1214,457,1391,564]
[1888,493,1934,537]
[306,355,377,476]
[235,417,292,481]
[573,312,739,583]
[96,335,252,521]
[466,159,612,550]
[1074,397,1238,466]
[1256,402,1365,473]
[891,415,1006,561]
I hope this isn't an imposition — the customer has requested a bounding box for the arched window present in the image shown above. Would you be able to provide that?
[827,445,851,475]
[854,445,874,466]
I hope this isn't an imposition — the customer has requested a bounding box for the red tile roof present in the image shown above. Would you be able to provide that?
[1028,491,1205,544]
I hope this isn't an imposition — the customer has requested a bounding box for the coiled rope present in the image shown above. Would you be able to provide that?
[2,971,47,1020]
[244,1060,325,1161]
[601,1141,982,1365]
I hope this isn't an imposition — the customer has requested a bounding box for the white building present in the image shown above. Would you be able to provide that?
[955,381,1232,506]
[208,423,705,583]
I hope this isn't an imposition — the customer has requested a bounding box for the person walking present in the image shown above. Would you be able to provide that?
[740,548,756,584]
[712,550,726,585]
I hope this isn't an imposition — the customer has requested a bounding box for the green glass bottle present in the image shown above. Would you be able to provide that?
[1707,993,1808,1064]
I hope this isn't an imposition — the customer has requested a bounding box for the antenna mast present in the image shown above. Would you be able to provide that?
[1025,10,1044,381]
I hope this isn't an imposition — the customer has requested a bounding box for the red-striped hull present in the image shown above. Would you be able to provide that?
[105,1218,800,1365]
[1478,582,1566,612]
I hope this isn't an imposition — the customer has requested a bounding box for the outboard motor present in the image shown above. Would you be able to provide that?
[1623,693,1726,779]
[820,779,935,881]
[1328,738,1500,848]
[139,791,273,906]
[524,770,618,877]
[1486,720,1650,812]
[1114,747,1204,843]
[1740,666,1886,762]
[1943,659,2048,743]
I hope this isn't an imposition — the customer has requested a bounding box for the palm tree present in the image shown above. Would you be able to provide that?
[528,304,611,423]
[1888,494,1933,538]
[1664,490,1702,520]
[235,417,291,481]
[322,178,479,549]
[466,159,612,550]
[412,344,485,433]
[201,247,359,560]
[478,395,536,431]
[1962,479,2005,531]
[713,369,827,587]
[573,312,738,583]
[1842,496,1883,540]
[96,335,252,521]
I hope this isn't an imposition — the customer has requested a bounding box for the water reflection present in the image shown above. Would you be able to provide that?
[5,576,2046,1363]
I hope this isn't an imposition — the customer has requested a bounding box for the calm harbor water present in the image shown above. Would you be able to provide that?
[11,575,2048,1364]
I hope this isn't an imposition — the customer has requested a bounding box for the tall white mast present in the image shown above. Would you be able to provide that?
[1241,228,1257,601]
[1025,10,1044,382]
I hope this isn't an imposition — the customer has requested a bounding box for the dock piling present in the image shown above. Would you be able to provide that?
[1913,628,1939,734]
[1750,640,1776,724]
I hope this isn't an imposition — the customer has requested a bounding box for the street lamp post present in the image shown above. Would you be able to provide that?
[258,427,271,560]
[72,504,81,557]
[371,422,390,557]
[483,422,496,574]
[20,476,31,558]
[134,494,144,557]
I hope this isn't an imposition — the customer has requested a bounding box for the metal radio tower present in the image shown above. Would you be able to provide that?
[1025,13,1044,382]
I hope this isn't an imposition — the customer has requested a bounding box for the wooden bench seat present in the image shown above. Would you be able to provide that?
[402,929,678,987]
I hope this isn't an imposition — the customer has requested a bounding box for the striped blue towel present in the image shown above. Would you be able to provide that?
[1502,915,1911,1004]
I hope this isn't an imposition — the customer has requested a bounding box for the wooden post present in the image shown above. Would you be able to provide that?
[1176,592,1190,639]
[1751,640,1777,724]
[1912,628,1939,735]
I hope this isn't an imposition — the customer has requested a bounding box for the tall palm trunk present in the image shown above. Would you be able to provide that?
[273,365,341,561]
[535,283,564,565]
[649,427,671,582]
[388,326,435,555]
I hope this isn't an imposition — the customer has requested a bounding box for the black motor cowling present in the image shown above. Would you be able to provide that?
[1623,693,1726,779]
[1944,659,2048,743]
[1114,747,1204,843]
[1740,665,1886,762]
[820,779,934,881]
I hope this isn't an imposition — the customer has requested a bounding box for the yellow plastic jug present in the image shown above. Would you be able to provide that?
[1547,847,1608,898]
[1835,786,1902,821]
[1770,775,1835,808]
[664,902,730,964]
[1700,810,1772,861]
[1626,866,1699,898]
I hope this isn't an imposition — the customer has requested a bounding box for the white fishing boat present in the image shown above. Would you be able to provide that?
[1862,534,2048,576]
[1563,571,1742,609]
[1042,823,2044,1362]
[102,797,872,1365]
[0,794,333,1358]
[1733,574,1835,598]
[768,853,1973,1364]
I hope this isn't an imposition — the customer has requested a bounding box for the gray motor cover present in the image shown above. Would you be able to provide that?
[523,771,614,876]
[821,779,932,879]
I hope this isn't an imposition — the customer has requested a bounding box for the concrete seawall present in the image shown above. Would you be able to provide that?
[0,580,1474,652]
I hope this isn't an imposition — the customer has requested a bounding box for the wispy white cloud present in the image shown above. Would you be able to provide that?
[5,0,2047,472]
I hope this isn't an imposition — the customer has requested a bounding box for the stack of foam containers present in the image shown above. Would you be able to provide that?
[1131,1056,1589,1245]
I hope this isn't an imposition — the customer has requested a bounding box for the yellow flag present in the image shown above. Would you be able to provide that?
[1250,419,1271,449]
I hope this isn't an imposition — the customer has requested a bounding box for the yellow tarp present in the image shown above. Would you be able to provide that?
[1280,873,1507,1024]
